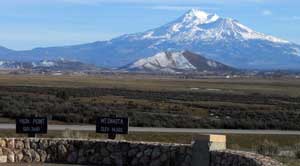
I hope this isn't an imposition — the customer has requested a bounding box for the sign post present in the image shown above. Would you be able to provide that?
[16,117,48,137]
[96,116,129,140]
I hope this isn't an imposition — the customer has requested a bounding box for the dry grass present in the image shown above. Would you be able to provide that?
[0,75,300,96]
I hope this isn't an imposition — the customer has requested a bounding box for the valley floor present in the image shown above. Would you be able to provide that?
[0,74,300,130]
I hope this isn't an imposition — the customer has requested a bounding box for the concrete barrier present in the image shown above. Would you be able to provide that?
[192,135,226,166]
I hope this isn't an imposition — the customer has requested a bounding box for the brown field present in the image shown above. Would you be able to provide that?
[0,75,300,96]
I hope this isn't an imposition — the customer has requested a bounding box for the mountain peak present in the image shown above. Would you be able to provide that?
[138,9,289,44]
[183,9,220,24]
[186,9,209,18]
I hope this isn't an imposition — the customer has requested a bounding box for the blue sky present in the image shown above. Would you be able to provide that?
[0,0,299,50]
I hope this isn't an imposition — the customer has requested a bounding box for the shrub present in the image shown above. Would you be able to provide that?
[294,143,300,159]
[255,139,279,156]
[295,151,300,159]
[230,144,241,150]
[56,91,69,101]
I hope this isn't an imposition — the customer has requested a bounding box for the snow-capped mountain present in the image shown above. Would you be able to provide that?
[116,9,300,69]
[126,51,233,73]
[128,9,288,44]
[0,9,300,70]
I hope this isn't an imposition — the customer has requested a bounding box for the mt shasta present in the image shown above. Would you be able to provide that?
[0,9,299,70]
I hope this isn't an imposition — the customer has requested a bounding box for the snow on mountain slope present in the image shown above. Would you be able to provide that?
[130,51,196,71]
[126,51,233,73]
[129,9,288,45]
